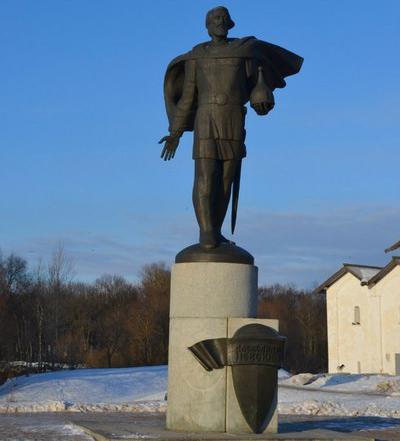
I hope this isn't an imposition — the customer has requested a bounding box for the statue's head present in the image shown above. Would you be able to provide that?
[205,6,235,38]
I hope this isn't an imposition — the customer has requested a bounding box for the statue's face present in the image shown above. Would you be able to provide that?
[207,9,230,38]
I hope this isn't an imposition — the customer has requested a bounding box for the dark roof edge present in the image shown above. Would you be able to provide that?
[385,241,400,253]
[343,263,383,270]
[368,256,400,285]
[315,266,350,294]
[315,262,384,294]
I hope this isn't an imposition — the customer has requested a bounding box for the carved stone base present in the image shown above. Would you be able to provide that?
[167,317,279,433]
[167,261,279,434]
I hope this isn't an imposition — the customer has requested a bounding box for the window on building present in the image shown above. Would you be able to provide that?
[353,306,360,325]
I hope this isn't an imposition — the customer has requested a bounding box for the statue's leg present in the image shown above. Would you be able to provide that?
[216,159,241,242]
[193,158,221,249]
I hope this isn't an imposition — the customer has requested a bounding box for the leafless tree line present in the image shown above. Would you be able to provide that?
[0,247,327,380]
[0,247,170,379]
[258,284,328,373]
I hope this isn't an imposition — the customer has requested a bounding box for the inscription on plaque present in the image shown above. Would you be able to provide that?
[228,338,284,366]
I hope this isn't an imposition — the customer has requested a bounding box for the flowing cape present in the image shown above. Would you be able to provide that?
[163,36,303,131]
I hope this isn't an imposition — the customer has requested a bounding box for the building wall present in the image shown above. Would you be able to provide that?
[326,277,340,374]
[327,273,372,373]
[366,290,384,373]
[327,265,400,375]
[371,266,400,375]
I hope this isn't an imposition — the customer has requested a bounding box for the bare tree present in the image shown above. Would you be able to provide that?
[258,284,327,373]
[48,242,75,286]
[46,243,75,367]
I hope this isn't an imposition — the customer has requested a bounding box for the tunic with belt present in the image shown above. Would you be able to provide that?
[165,37,304,160]
[170,44,253,160]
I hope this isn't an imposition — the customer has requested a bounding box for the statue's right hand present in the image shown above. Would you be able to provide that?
[159,134,180,161]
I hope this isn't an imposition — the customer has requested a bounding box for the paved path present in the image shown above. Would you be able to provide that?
[0,413,399,441]
[0,413,94,441]
[282,415,400,440]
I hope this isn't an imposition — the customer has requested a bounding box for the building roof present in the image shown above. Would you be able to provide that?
[345,264,382,284]
[315,263,382,293]
[316,257,400,293]
[385,240,400,253]
[368,256,400,285]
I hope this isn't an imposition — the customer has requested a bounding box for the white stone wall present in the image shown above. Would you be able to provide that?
[371,266,400,375]
[327,273,373,374]
[326,265,400,375]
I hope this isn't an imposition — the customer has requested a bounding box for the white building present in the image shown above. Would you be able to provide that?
[317,257,400,375]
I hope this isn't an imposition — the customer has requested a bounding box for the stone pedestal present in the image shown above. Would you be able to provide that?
[167,262,279,434]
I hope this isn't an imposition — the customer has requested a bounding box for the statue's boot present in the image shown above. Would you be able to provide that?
[199,230,220,249]
[219,233,235,245]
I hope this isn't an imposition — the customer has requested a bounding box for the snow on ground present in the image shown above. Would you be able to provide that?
[281,372,400,394]
[279,384,400,418]
[278,369,291,380]
[279,372,400,417]
[0,366,400,418]
[0,365,167,413]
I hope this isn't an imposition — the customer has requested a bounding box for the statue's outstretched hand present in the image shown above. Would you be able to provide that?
[251,101,274,116]
[159,133,181,161]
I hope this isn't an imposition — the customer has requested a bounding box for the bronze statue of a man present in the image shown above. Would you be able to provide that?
[160,6,302,251]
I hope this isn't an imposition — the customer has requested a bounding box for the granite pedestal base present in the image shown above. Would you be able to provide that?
[167,262,278,434]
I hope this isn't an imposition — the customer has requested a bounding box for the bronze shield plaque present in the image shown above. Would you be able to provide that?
[188,323,286,434]
[230,324,285,433]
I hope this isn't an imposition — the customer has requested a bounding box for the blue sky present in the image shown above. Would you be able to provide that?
[1,0,399,288]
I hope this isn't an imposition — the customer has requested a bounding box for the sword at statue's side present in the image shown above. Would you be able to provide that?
[231,66,274,235]
[231,161,241,235]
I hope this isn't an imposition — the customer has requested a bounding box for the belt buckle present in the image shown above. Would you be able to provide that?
[215,93,228,105]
